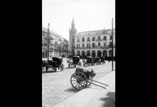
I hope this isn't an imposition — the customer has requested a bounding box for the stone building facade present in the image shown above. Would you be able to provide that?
[69,19,115,58]
[42,27,69,59]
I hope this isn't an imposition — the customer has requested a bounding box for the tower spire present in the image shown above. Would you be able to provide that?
[71,17,75,29]
[69,17,77,56]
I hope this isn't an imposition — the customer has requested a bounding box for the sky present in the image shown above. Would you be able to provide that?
[42,0,115,41]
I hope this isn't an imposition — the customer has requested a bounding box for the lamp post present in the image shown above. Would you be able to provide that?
[112,18,114,71]
[46,23,50,72]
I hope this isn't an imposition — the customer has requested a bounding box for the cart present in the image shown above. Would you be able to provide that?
[70,67,109,90]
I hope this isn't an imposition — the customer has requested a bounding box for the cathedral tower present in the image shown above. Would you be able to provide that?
[69,18,77,56]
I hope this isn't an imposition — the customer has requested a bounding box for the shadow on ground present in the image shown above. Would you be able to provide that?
[100,92,115,107]
[42,70,58,74]
[64,87,80,93]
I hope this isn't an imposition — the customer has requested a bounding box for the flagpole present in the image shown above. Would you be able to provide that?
[112,18,114,71]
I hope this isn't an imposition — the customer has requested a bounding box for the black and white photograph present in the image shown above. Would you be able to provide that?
[42,0,115,107]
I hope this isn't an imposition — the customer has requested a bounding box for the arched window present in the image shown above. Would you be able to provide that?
[82,51,85,57]
[97,50,102,57]
[103,50,107,57]
[87,50,90,56]
[92,50,95,57]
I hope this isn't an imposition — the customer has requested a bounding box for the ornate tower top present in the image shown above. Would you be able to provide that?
[71,17,76,29]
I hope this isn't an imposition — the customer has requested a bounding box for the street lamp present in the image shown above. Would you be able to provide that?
[46,23,50,72]
[112,18,114,71]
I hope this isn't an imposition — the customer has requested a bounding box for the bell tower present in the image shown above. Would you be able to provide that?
[69,18,77,56]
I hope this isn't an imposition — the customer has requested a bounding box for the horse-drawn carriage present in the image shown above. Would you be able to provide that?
[67,56,81,68]
[83,56,93,66]
[42,57,64,72]
[99,57,106,64]
[83,56,104,66]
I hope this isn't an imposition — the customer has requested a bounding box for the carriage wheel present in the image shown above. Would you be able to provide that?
[70,72,88,90]
[87,75,93,86]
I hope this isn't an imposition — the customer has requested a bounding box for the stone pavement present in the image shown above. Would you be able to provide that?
[53,71,115,107]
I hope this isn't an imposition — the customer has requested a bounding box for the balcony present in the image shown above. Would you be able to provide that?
[96,39,102,41]
[74,45,115,50]
[86,40,91,42]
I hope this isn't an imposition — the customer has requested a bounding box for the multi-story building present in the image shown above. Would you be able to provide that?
[69,19,115,58]
[42,27,69,58]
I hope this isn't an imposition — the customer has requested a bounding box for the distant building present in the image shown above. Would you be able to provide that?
[42,27,69,59]
[69,19,115,58]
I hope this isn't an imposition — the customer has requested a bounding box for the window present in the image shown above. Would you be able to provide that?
[77,38,80,42]
[98,42,100,46]
[86,43,88,48]
[103,36,106,40]
[98,36,101,40]
[92,37,95,41]
[82,44,84,48]
[109,42,113,47]
[87,37,90,41]
[82,38,84,42]
[92,43,95,47]
[87,43,90,48]
[72,39,74,42]
[104,43,106,47]
[110,35,113,40]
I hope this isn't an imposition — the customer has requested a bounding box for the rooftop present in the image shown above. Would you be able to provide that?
[76,28,115,36]
[42,27,68,42]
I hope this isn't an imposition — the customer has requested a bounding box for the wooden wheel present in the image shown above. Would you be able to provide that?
[70,72,88,90]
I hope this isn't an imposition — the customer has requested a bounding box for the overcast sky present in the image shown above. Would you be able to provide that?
[42,0,115,40]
